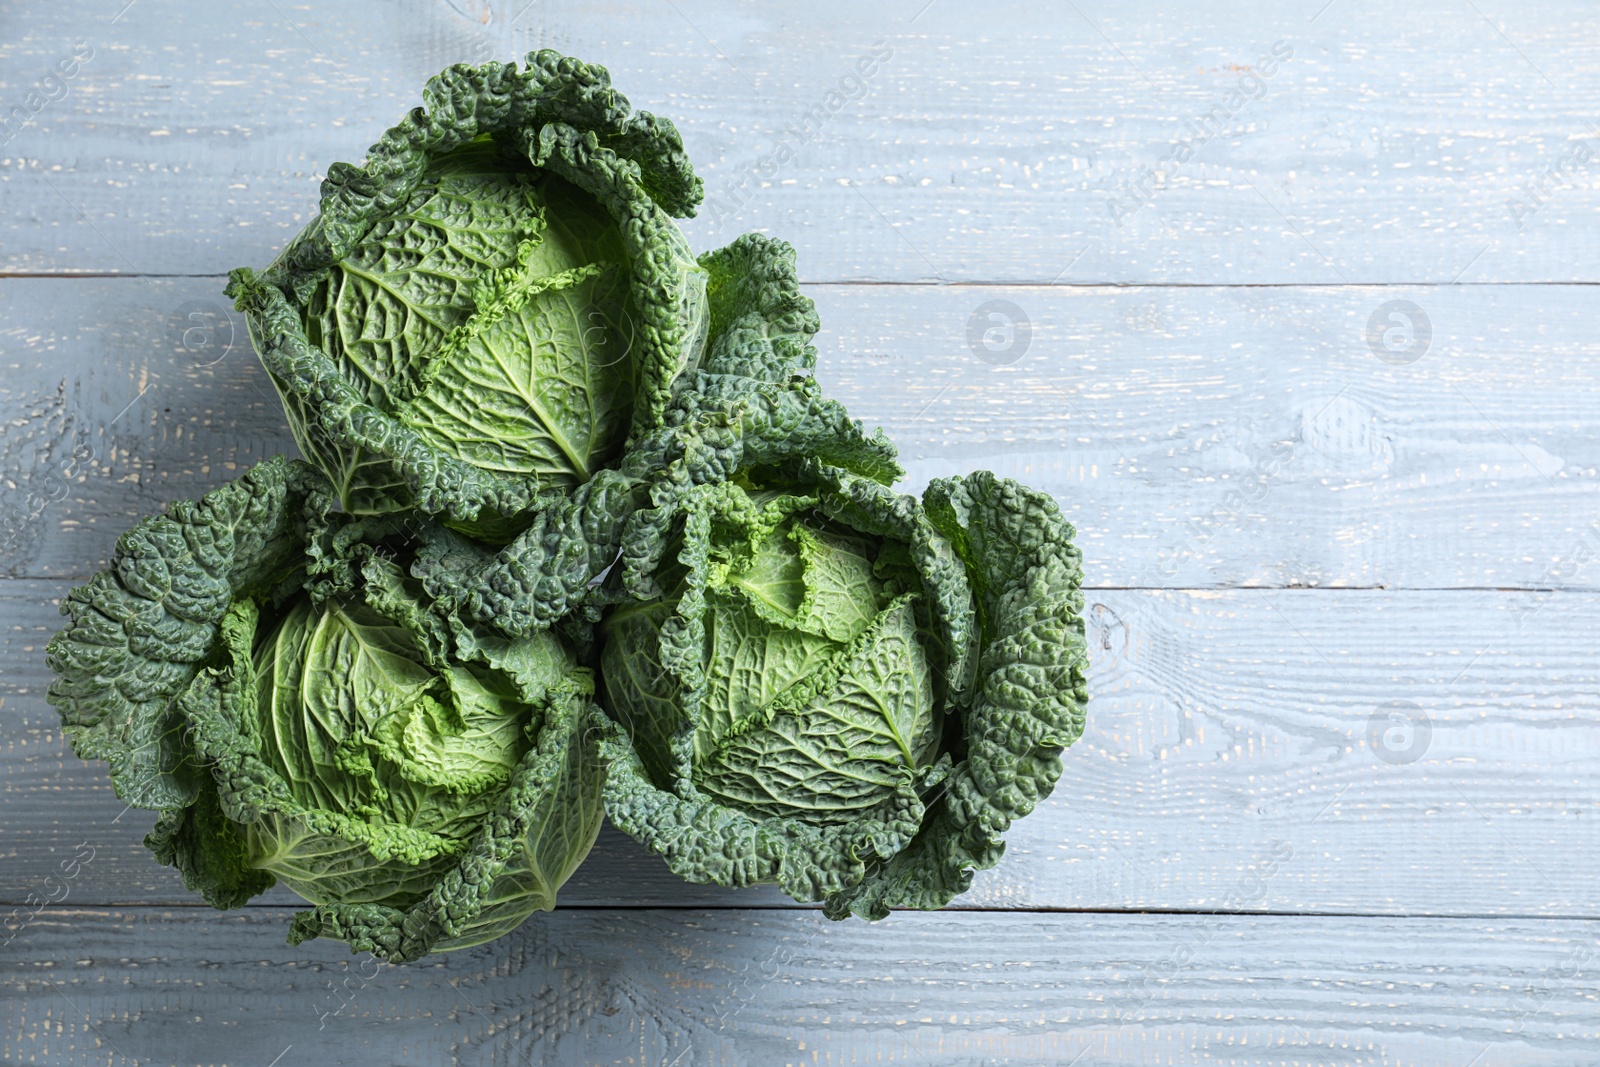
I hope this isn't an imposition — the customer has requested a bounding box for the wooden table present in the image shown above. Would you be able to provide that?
[4,1,1598,1063]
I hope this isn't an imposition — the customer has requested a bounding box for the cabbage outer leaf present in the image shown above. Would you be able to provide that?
[45,455,318,809]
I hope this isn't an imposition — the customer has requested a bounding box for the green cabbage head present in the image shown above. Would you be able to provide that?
[226,53,709,536]
[596,462,1088,915]
[46,457,605,961]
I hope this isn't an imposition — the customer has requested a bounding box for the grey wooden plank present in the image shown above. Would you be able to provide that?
[4,0,1600,283]
[0,277,297,583]
[6,277,1599,590]
[821,280,1600,592]
[8,582,1598,917]
[4,907,1597,1066]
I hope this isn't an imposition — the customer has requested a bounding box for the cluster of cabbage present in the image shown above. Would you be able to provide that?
[48,52,1086,962]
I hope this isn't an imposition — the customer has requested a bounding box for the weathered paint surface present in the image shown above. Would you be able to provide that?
[2,1,1597,1064]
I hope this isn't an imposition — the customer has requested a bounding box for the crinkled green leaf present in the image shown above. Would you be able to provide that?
[302,141,543,413]
[45,455,322,809]
[696,231,819,383]
[284,683,605,961]
[398,258,634,484]
[146,776,276,911]
[698,595,938,822]
[597,712,943,904]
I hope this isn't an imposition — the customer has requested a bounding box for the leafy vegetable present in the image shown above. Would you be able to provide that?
[594,461,1089,914]
[46,51,1090,956]
[47,457,605,961]
[226,53,710,536]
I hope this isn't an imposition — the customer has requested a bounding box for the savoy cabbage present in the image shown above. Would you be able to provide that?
[48,457,605,961]
[595,462,1087,914]
[226,54,710,536]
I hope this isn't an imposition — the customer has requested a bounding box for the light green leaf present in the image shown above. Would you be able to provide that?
[399,260,636,484]
[695,592,840,765]
[306,147,539,411]
[697,596,937,822]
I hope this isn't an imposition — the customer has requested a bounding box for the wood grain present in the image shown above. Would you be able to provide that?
[5,278,1597,590]
[9,581,1597,917]
[5,908,1597,1066]
[3,0,1600,283]
[4,0,1598,1061]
